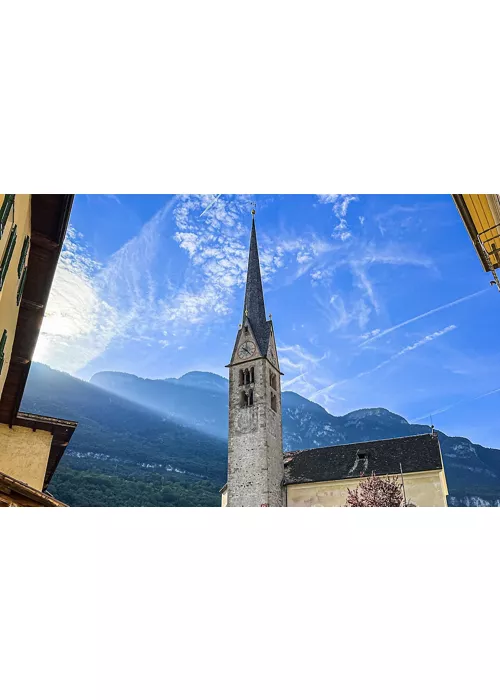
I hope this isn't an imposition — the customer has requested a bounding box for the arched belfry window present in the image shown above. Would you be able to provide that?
[250,367,255,383]
[269,370,277,390]
[271,393,277,412]
[239,370,244,386]
[240,388,254,408]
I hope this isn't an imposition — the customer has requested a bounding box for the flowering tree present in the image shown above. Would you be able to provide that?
[345,472,414,507]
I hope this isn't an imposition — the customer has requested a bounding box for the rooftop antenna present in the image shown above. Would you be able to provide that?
[430,415,435,436]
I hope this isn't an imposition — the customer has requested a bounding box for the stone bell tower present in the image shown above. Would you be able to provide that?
[225,210,284,507]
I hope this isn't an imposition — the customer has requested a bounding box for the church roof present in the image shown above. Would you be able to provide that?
[283,433,443,485]
[242,214,270,356]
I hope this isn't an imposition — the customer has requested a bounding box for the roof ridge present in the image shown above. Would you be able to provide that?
[284,432,436,457]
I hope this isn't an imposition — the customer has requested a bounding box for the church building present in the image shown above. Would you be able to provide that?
[222,212,448,507]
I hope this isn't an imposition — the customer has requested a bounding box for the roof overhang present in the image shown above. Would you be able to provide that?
[14,411,77,488]
[0,469,67,506]
[0,194,74,428]
[452,194,500,289]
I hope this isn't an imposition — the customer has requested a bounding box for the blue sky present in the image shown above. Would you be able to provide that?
[33,194,500,448]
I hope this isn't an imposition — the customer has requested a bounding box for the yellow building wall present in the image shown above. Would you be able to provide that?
[463,194,500,269]
[0,424,52,491]
[0,194,31,400]
[286,469,448,507]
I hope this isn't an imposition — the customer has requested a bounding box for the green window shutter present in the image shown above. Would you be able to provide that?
[0,329,7,376]
[18,235,30,278]
[17,266,27,305]
[0,195,15,239]
[0,223,18,290]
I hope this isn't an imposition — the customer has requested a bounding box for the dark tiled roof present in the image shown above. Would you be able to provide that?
[283,433,443,485]
[242,216,270,355]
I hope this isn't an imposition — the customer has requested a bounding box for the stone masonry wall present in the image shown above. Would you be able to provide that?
[227,357,284,507]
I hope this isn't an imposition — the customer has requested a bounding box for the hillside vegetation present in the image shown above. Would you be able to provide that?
[20,363,500,506]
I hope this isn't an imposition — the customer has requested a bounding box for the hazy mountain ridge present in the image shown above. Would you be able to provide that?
[91,370,229,438]
[19,364,500,506]
[90,369,500,506]
[20,364,228,506]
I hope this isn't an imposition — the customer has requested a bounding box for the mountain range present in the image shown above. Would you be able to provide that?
[19,362,500,506]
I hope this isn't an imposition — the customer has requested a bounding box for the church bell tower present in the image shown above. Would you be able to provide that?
[226,210,284,507]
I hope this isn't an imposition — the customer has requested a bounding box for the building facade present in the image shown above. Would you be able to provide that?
[222,212,448,507]
[0,194,76,507]
[0,194,31,395]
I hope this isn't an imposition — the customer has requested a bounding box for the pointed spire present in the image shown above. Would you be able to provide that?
[242,210,269,354]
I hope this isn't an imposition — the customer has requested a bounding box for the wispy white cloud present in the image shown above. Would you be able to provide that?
[351,263,381,314]
[279,344,329,397]
[360,289,487,347]
[36,199,176,373]
[410,385,500,424]
[171,195,342,320]
[314,292,372,333]
[34,226,122,372]
[309,238,433,332]
[317,194,358,239]
[40,195,338,374]
[310,325,457,402]
[360,328,381,341]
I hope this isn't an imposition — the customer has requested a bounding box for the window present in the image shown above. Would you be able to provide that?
[0,223,18,290]
[269,370,277,390]
[0,329,7,376]
[242,367,254,385]
[240,388,254,408]
[271,392,277,412]
[355,451,369,473]
[17,266,27,305]
[18,235,30,278]
[0,195,14,239]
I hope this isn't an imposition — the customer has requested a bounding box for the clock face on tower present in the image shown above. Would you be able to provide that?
[238,340,256,359]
